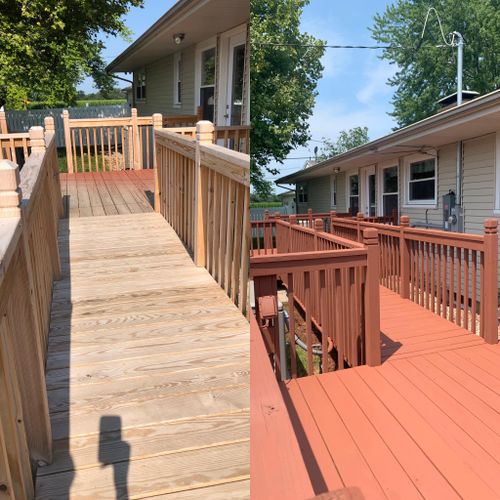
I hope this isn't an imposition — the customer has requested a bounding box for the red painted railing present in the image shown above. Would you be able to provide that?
[330,213,499,342]
[251,218,381,377]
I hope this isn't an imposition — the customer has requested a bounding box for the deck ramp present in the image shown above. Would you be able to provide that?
[35,212,249,498]
[286,288,500,499]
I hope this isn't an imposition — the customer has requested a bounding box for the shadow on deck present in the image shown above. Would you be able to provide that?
[35,175,249,498]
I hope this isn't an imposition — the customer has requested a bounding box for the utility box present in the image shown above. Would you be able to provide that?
[443,191,464,232]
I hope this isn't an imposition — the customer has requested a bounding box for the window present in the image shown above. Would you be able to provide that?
[200,47,216,121]
[407,158,436,204]
[173,53,182,105]
[298,184,308,203]
[382,166,398,217]
[136,71,146,100]
[330,175,337,207]
[348,174,359,214]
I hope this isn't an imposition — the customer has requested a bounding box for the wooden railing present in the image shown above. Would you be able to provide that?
[154,121,250,312]
[251,218,381,377]
[0,132,31,167]
[0,120,62,496]
[329,213,499,342]
[215,125,250,155]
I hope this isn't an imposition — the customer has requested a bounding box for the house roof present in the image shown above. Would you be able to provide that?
[277,87,500,184]
[107,0,248,73]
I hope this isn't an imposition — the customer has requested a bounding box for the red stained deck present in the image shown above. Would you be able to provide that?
[60,170,155,218]
[282,287,500,499]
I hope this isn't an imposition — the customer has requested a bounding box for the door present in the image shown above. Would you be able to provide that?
[381,165,399,218]
[363,166,376,217]
[224,32,246,126]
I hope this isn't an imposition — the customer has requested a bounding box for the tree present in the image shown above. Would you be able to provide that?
[317,126,370,161]
[251,0,325,196]
[0,0,143,109]
[371,0,500,127]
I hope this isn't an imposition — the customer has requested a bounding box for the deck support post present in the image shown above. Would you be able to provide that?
[194,120,214,267]
[399,215,410,299]
[62,110,74,174]
[364,228,381,366]
[482,219,498,344]
[152,113,163,213]
[131,108,141,170]
[45,117,65,218]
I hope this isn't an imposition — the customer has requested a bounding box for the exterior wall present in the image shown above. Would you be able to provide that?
[135,45,196,117]
[336,172,347,212]
[399,143,457,228]
[307,176,332,213]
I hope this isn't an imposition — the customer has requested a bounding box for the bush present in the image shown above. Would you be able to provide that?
[250,201,284,208]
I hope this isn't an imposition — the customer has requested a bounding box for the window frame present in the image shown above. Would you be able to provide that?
[173,52,182,106]
[297,184,308,204]
[404,154,437,207]
[330,175,337,207]
[194,37,217,115]
[346,171,360,214]
[136,70,146,101]
[380,164,399,217]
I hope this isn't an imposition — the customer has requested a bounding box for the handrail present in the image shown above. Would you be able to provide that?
[251,220,381,377]
[0,132,31,166]
[0,119,62,496]
[329,212,499,342]
[154,121,250,312]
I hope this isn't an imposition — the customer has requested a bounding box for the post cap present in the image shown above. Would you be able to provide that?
[44,116,55,132]
[363,227,379,245]
[400,215,410,226]
[314,218,323,231]
[484,218,498,234]
[330,210,337,218]
[307,208,313,214]
[289,214,297,224]
[357,212,365,220]
[274,211,281,219]
[0,160,22,218]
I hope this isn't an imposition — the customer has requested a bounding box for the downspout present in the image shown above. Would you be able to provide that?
[454,32,464,212]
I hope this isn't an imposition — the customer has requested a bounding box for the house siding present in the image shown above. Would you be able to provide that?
[135,45,196,117]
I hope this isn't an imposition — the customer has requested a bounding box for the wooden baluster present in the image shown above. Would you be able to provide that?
[482,219,498,344]
[288,273,297,378]
[399,216,410,299]
[62,110,74,173]
[363,228,381,366]
[131,108,141,170]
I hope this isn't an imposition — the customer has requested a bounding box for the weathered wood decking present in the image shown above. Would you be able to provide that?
[60,170,155,218]
[35,209,249,498]
[284,288,500,499]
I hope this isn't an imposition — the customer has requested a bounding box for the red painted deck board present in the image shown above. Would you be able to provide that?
[60,170,154,218]
[284,287,500,498]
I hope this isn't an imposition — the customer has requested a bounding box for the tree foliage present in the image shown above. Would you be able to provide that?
[317,126,370,161]
[250,0,325,196]
[372,0,500,127]
[0,0,143,109]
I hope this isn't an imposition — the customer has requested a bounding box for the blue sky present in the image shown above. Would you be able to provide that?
[81,0,398,189]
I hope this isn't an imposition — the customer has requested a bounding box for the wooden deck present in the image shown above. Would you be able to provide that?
[35,211,249,498]
[284,288,500,499]
[60,170,155,218]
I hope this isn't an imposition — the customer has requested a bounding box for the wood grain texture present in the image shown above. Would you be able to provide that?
[35,212,249,499]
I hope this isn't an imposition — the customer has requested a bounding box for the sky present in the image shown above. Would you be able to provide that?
[80,0,398,191]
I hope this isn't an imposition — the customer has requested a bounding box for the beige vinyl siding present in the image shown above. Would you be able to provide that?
[135,45,196,117]
[307,176,332,213]
[399,144,456,228]
[335,172,346,212]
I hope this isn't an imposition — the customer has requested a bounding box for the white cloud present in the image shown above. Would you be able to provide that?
[356,58,396,105]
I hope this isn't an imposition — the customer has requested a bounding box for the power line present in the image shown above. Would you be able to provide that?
[252,42,392,49]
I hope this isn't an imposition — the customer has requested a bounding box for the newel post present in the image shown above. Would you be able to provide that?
[357,212,364,242]
[29,126,46,153]
[152,113,163,212]
[399,215,410,299]
[314,218,323,250]
[307,208,313,228]
[0,109,8,133]
[289,214,296,253]
[363,228,381,366]
[131,108,141,170]
[62,110,74,173]
[43,116,55,135]
[0,160,22,218]
[330,210,336,234]
[483,218,498,344]
[194,120,214,267]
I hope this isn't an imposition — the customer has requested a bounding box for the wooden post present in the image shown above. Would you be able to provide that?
[62,110,74,173]
[363,228,381,366]
[131,108,141,170]
[307,208,313,228]
[482,218,498,344]
[44,116,55,134]
[400,215,410,299]
[330,210,336,234]
[357,212,364,242]
[288,214,296,254]
[152,113,163,212]
[0,109,8,134]
[314,218,323,251]
[29,126,45,154]
[194,120,214,267]
[0,160,22,218]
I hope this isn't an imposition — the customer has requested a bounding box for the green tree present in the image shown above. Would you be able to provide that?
[251,0,325,196]
[317,126,370,161]
[372,1,500,127]
[0,0,143,109]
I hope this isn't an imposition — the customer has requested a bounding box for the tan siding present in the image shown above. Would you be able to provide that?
[307,177,332,213]
[136,46,196,117]
[399,144,456,228]
[336,172,346,212]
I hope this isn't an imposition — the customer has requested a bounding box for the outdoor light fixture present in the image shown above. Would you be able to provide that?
[333,167,341,174]
[173,33,185,45]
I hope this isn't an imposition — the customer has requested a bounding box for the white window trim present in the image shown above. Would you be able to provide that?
[346,170,360,213]
[173,52,182,107]
[378,163,399,217]
[136,69,146,102]
[402,154,438,208]
[330,175,337,207]
[194,37,217,114]
[495,132,500,213]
